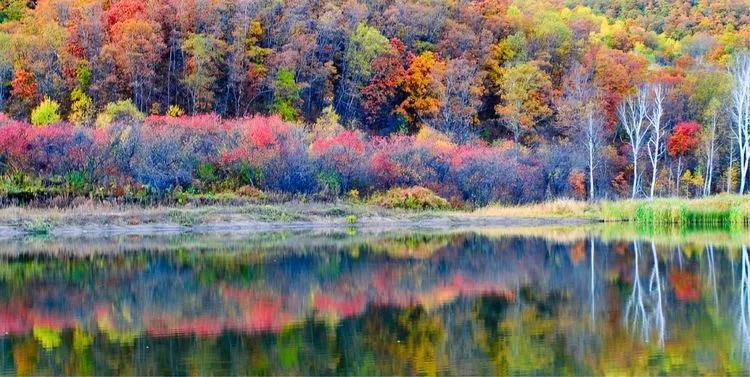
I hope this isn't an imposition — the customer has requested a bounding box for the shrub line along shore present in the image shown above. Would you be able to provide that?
[0,194,747,238]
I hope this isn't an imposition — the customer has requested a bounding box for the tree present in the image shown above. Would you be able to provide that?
[101,18,165,111]
[396,51,446,130]
[495,62,552,145]
[645,83,667,199]
[618,85,649,198]
[0,33,11,111]
[702,101,721,196]
[96,99,144,127]
[69,63,94,125]
[30,98,61,126]
[436,58,484,142]
[10,65,37,116]
[729,53,750,194]
[226,18,271,116]
[182,33,226,113]
[558,62,604,200]
[360,39,411,131]
[668,121,701,195]
[272,69,301,122]
[339,23,390,119]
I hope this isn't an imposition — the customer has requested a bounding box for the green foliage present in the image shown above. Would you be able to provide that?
[69,88,94,125]
[96,100,145,127]
[76,63,92,89]
[64,171,89,194]
[345,23,390,81]
[24,221,51,236]
[272,69,300,121]
[370,186,451,210]
[317,170,341,196]
[196,163,217,184]
[181,33,226,112]
[30,98,61,126]
[0,0,26,23]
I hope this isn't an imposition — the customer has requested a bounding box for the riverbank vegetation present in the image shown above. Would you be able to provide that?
[1,0,750,221]
[477,195,750,227]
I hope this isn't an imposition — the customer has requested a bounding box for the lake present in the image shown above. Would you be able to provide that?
[0,225,748,375]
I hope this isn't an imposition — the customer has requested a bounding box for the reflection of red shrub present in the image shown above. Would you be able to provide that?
[669,270,701,302]
[314,293,367,318]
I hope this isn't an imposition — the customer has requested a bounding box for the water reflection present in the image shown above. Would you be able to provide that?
[0,226,747,375]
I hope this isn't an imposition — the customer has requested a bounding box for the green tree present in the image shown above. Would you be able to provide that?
[182,33,226,113]
[69,63,94,125]
[30,98,61,126]
[345,23,390,83]
[272,68,301,121]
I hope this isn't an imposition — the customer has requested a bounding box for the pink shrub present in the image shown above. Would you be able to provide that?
[311,131,370,193]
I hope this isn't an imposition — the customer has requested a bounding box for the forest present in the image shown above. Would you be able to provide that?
[1,0,750,205]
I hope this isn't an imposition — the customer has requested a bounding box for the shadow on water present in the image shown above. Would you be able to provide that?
[0,224,748,375]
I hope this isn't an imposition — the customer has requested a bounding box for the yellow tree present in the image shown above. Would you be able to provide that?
[495,62,552,145]
[396,51,446,131]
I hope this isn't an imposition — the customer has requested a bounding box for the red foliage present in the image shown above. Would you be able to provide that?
[361,39,412,127]
[103,0,146,33]
[568,169,587,198]
[11,67,37,102]
[668,121,701,158]
[221,116,293,166]
[311,131,365,155]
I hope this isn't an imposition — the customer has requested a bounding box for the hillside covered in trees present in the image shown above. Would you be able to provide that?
[0,0,750,204]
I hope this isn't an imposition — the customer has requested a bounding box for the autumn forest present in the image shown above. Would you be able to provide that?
[1,0,750,204]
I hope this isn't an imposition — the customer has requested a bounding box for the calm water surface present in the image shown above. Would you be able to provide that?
[0,226,748,375]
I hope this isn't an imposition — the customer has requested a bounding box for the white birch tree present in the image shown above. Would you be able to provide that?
[729,53,750,194]
[618,85,650,198]
[646,83,667,199]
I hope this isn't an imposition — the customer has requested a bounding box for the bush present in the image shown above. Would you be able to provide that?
[96,100,145,127]
[30,98,61,126]
[311,131,369,194]
[370,186,451,210]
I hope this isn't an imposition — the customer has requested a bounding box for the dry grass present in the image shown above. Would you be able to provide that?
[473,198,597,219]
[474,194,750,227]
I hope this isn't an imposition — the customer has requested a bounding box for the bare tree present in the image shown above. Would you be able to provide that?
[618,86,650,198]
[560,63,604,200]
[646,83,667,199]
[729,53,750,194]
[703,110,720,196]
[585,109,605,200]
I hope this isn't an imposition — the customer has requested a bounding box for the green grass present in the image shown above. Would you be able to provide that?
[599,195,749,228]
[24,221,51,235]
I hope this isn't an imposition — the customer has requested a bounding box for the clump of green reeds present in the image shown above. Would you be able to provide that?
[602,195,749,229]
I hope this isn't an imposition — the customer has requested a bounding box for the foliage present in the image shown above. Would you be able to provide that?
[96,100,145,127]
[668,121,702,158]
[30,98,61,126]
[272,69,301,122]
[370,186,451,210]
[0,0,749,203]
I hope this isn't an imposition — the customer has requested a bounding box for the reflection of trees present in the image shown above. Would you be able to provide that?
[624,240,665,346]
[738,245,750,361]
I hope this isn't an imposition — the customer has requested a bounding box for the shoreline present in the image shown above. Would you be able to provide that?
[0,201,595,238]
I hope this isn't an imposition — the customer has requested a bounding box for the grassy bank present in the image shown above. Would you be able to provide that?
[475,195,750,227]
